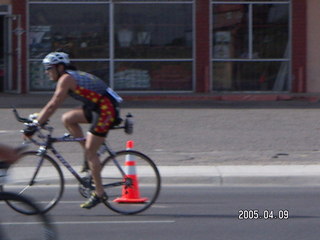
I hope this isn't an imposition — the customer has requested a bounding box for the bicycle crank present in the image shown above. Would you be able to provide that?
[78,176,93,198]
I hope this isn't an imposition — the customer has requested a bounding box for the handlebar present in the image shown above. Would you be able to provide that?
[12,108,33,124]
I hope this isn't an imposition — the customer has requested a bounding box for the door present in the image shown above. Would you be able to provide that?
[0,15,5,91]
[0,5,12,92]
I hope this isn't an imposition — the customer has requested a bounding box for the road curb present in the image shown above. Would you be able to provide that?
[59,165,320,187]
[157,165,320,186]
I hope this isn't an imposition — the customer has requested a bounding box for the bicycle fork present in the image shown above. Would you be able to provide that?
[18,151,46,195]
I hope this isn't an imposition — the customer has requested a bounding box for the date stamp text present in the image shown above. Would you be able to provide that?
[238,209,289,220]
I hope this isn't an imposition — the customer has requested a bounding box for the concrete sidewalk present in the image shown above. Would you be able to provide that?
[4,164,320,187]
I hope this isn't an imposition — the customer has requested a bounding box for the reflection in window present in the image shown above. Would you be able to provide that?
[213,61,289,91]
[29,61,55,91]
[212,4,248,59]
[114,4,193,59]
[212,2,290,91]
[114,61,192,90]
[253,4,289,58]
[29,4,109,59]
[29,61,109,90]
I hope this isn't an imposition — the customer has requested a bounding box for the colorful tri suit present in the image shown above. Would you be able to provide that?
[67,70,115,137]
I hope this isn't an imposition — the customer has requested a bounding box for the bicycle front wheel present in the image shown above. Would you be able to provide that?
[101,150,161,215]
[3,151,64,215]
[0,192,56,240]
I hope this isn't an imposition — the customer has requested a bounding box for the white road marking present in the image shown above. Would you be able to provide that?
[0,130,16,133]
[1,220,175,225]
[52,220,175,225]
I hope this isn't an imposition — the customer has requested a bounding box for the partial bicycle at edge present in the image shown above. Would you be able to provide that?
[0,156,56,240]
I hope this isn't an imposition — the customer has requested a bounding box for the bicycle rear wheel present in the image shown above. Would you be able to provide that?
[3,151,64,215]
[100,150,161,215]
[0,192,56,240]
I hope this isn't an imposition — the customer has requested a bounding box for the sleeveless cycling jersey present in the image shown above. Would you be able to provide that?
[67,70,108,109]
[66,70,115,137]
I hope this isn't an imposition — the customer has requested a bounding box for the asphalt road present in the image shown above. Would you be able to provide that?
[2,185,320,240]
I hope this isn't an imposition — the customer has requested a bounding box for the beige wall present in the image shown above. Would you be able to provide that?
[307,0,320,92]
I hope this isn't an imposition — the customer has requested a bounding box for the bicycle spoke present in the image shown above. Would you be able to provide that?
[3,151,64,215]
[101,150,161,215]
[18,185,32,195]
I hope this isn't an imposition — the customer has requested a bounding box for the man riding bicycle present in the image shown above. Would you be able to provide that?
[23,51,120,209]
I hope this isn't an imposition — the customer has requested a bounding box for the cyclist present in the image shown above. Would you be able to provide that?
[23,51,120,209]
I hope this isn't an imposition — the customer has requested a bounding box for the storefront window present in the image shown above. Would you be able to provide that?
[213,61,288,91]
[213,4,248,59]
[29,4,109,59]
[113,3,193,90]
[253,4,289,59]
[212,2,290,91]
[30,61,109,91]
[114,61,192,91]
[29,61,53,91]
[29,3,109,90]
[114,4,192,59]
[28,1,193,92]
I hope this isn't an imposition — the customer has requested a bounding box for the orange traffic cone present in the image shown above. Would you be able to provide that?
[113,140,148,203]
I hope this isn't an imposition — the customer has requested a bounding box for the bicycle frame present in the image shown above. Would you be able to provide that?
[28,131,127,189]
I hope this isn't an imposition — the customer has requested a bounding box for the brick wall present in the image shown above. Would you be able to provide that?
[12,0,27,93]
[195,0,210,93]
[292,0,307,93]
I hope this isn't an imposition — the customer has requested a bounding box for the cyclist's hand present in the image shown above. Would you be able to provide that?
[29,112,39,121]
[23,123,39,137]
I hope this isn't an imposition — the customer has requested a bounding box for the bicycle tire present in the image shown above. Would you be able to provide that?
[3,151,64,215]
[100,150,161,215]
[0,192,57,240]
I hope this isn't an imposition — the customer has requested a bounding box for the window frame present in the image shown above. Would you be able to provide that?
[211,0,292,92]
[27,0,195,93]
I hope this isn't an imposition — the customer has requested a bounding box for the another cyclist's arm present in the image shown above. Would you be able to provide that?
[37,74,76,125]
[0,144,19,164]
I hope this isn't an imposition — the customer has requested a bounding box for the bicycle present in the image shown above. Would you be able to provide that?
[0,162,56,240]
[2,108,161,215]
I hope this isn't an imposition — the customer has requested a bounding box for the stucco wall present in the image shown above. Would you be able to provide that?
[307,0,320,92]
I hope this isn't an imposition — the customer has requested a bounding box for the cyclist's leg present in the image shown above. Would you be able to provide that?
[80,97,115,209]
[61,107,89,171]
[80,133,107,209]
[85,132,105,196]
[61,106,88,148]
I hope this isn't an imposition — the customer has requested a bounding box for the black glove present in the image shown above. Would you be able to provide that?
[23,124,38,137]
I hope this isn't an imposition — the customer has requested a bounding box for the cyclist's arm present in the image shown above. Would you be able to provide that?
[37,74,76,125]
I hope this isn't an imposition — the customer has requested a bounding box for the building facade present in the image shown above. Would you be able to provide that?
[0,0,310,97]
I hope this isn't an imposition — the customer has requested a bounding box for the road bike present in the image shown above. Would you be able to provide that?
[0,162,56,240]
[2,109,161,215]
